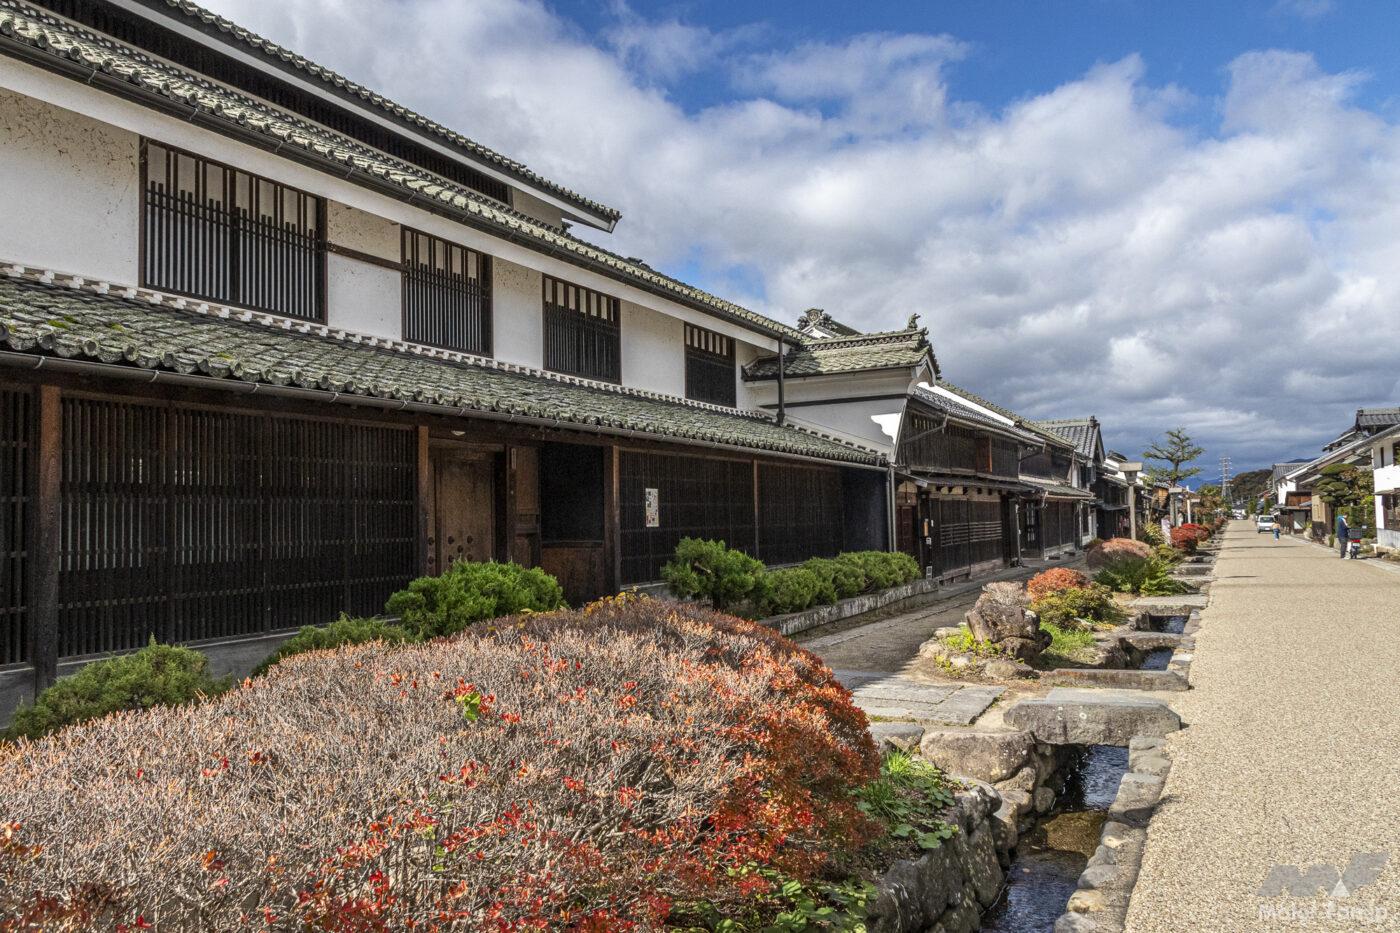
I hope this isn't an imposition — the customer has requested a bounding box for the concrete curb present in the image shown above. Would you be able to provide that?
[761,578,941,637]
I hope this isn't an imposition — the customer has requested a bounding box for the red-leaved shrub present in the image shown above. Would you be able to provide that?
[1026,567,1090,600]
[1085,537,1153,569]
[0,596,878,931]
[1170,527,1198,552]
[1180,523,1210,542]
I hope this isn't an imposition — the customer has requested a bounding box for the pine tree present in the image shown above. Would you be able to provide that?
[1143,428,1204,487]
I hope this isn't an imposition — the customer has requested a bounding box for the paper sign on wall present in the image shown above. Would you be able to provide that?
[645,488,660,527]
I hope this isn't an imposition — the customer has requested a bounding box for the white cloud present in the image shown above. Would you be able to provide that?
[205,0,1400,470]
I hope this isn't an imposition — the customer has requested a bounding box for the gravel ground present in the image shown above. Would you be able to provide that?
[1127,522,1400,931]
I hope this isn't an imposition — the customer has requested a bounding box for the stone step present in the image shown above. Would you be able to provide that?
[1002,687,1181,745]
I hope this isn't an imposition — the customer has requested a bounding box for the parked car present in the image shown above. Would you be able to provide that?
[1256,515,1276,533]
[1233,509,1246,520]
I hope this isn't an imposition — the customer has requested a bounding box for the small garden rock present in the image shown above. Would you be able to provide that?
[919,728,1036,783]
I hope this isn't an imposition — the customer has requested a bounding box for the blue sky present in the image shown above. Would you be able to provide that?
[212,0,1400,472]
[557,0,1398,119]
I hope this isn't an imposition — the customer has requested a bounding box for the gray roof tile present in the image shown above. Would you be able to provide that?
[0,275,879,464]
[745,328,935,380]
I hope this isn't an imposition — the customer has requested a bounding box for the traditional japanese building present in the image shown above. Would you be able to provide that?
[0,0,892,715]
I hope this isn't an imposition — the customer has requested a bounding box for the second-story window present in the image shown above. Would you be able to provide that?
[142,140,325,320]
[684,324,736,406]
[402,230,492,354]
[542,275,620,383]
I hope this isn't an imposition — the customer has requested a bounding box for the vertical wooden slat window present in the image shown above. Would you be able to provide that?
[542,274,621,383]
[142,140,326,321]
[0,387,31,665]
[618,451,755,584]
[684,324,736,406]
[55,397,415,657]
[757,462,843,565]
[402,229,492,354]
[936,498,1003,573]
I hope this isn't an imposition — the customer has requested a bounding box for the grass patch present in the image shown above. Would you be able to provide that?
[1036,620,1099,668]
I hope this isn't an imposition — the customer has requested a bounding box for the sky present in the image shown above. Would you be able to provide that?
[204,0,1400,475]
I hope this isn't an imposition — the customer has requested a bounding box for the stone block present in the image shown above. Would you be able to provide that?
[919,728,1035,783]
[1002,690,1181,745]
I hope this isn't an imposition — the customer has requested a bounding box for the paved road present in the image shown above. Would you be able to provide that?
[1128,523,1400,931]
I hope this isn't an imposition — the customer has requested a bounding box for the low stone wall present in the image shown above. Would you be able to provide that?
[1054,736,1173,932]
[0,630,296,730]
[761,578,940,637]
[868,778,1011,933]
[915,727,1075,853]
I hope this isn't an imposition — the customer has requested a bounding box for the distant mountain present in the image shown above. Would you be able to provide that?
[1229,468,1272,505]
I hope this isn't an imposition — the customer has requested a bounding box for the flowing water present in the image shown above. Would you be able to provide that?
[978,745,1129,932]
[1140,647,1174,670]
[1153,614,1188,634]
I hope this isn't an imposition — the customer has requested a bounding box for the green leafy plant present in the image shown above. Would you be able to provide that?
[5,639,229,741]
[939,625,1004,658]
[1094,556,1189,596]
[386,560,565,640]
[253,615,415,676]
[662,538,766,611]
[760,567,832,616]
[675,866,876,932]
[835,551,919,591]
[802,557,867,600]
[1138,523,1165,547]
[1040,620,1096,658]
[1030,583,1126,629]
[854,750,957,852]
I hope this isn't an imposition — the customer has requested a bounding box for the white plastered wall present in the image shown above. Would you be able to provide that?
[0,87,139,284]
[326,202,401,338]
[491,256,544,369]
[620,299,684,396]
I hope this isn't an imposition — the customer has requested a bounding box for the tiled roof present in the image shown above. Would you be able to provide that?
[745,328,935,380]
[1033,418,1100,460]
[1021,477,1095,500]
[0,1,804,342]
[795,308,861,337]
[933,381,1074,450]
[0,273,879,465]
[151,0,618,223]
[1356,407,1400,428]
[908,386,1042,444]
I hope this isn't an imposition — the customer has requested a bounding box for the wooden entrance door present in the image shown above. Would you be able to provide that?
[427,445,498,576]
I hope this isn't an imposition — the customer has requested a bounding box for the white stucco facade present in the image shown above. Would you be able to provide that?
[0,87,139,285]
[0,54,784,411]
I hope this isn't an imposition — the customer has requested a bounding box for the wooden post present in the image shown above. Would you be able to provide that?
[29,385,60,694]
[603,445,620,594]
[752,458,761,559]
[503,445,519,564]
[415,426,431,576]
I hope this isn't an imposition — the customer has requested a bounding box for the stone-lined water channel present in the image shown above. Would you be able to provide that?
[979,745,1129,931]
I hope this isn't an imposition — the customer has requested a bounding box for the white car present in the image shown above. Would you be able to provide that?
[1256,516,1276,533]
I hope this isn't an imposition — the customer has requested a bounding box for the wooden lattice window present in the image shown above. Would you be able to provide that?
[0,387,31,665]
[684,324,736,406]
[757,462,843,565]
[542,275,620,383]
[402,229,492,354]
[142,140,326,320]
[56,397,415,657]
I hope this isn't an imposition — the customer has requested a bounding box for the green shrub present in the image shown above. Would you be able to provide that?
[803,556,867,600]
[837,551,919,591]
[661,538,766,611]
[5,640,228,741]
[1039,620,1098,663]
[1094,556,1189,596]
[1031,583,1126,629]
[386,560,566,640]
[759,567,829,615]
[1138,524,1164,547]
[253,615,414,676]
[1153,543,1183,565]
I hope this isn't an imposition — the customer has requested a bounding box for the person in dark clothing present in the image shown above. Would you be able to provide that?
[1336,513,1349,558]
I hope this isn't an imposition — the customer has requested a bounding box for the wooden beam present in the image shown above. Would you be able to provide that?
[29,385,60,693]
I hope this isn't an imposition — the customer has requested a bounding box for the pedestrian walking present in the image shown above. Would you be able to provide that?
[1336,513,1349,559]
[1272,519,1280,541]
